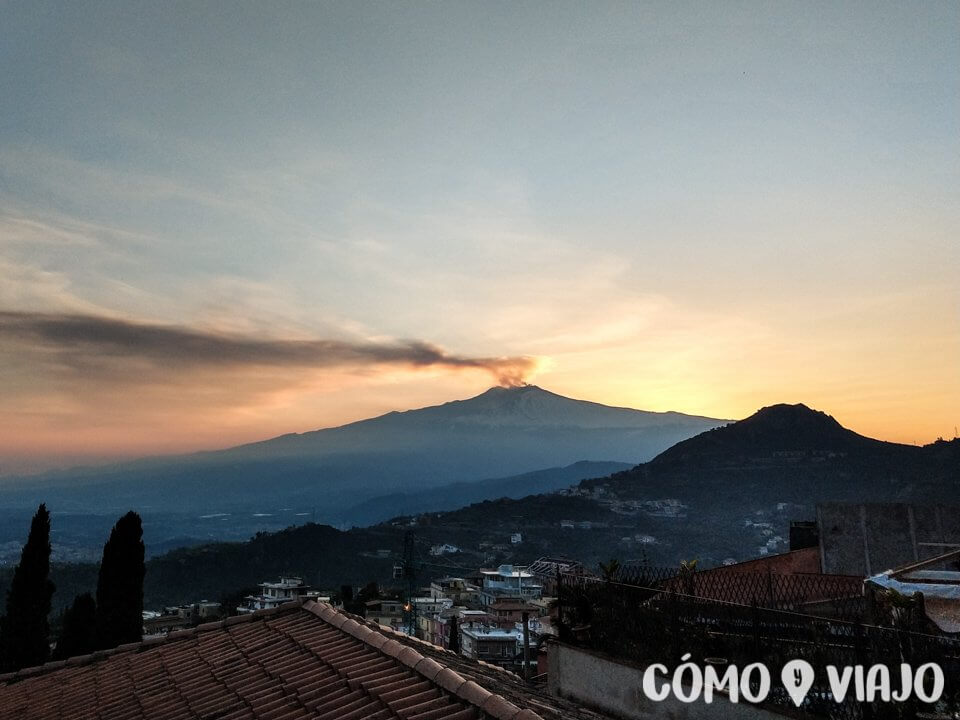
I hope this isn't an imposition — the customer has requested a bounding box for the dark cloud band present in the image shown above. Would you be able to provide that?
[0,311,535,386]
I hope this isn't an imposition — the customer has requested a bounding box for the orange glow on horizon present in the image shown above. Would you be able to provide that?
[3,355,957,478]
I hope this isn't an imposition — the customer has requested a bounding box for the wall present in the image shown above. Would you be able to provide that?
[818,503,960,576]
[547,643,793,720]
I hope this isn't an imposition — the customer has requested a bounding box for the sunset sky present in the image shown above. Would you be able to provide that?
[2,2,958,474]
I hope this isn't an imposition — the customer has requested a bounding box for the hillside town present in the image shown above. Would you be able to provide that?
[119,502,960,719]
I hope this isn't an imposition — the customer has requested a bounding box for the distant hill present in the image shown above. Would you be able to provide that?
[563,404,960,565]
[588,403,943,504]
[0,385,728,520]
[647,403,908,467]
[335,460,632,527]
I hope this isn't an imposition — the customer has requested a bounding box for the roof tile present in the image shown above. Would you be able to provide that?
[510,710,543,720]
[396,646,424,668]
[365,630,390,650]
[413,657,445,681]
[482,695,523,719]
[379,638,405,658]
[455,680,493,707]
[340,618,361,634]
[434,668,467,694]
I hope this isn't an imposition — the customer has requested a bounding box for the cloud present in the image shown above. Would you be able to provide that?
[0,310,536,387]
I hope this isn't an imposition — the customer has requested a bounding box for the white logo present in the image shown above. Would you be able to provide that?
[781,659,815,707]
[640,659,944,705]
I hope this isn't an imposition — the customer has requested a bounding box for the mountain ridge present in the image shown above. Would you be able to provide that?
[0,385,729,525]
[218,384,730,459]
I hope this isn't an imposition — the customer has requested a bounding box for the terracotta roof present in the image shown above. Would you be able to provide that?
[0,600,607,720]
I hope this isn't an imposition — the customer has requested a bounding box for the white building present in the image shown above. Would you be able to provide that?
[430,577,467,599]
[479,565,542,604]
[429,543,460,556]
[236,576,317,614]
[411,596,454,615]
[459,626,522,665]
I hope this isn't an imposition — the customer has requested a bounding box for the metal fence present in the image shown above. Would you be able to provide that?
[614,564,868,622]
[556,571,960,719]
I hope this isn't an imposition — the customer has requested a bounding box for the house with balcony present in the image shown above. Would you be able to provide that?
[236,576,317,614]
[478,565,542,605]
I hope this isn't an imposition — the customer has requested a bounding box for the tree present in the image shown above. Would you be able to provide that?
[0,504,56,671]
[598,558,621,582]
[679,557,699,595]
[345,581,379,616]
[95,511,145,650]
[447,615,460,653]
[219,586,258,617]
[53,593,97,660]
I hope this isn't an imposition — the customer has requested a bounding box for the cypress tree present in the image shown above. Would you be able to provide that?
[448,615,459,653]
[0,503,56,671]
[54,593,97,660]
[95,511,145,650]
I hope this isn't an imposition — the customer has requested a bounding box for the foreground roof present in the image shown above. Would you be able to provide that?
[0,600,605,720]
[866,548,960,633]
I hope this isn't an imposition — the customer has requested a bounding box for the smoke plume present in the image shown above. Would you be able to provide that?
[0,311,536,387]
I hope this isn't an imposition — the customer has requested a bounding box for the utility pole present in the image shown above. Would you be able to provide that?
[521,611,531,683]
[402,531,417,636]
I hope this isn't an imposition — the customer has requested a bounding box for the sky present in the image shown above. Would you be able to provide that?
[1,2,958,474]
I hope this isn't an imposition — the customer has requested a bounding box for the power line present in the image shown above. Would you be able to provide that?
[417,559,478,573]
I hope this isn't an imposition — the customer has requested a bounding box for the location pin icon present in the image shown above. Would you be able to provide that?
[781,660,814,707]
[780,660,814,707]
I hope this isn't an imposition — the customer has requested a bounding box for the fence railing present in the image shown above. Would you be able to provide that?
[556,571,960,720]
[613,564,868,622]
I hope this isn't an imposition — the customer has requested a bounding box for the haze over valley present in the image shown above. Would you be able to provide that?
[2,395,956,613]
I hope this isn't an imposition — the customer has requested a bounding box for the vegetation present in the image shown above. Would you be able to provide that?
[95,512,145,649]
[598,559,620,581]
[0,504,55,671]
[448,615,459,653]
[340,581,381,616]
[53,593,97,660]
